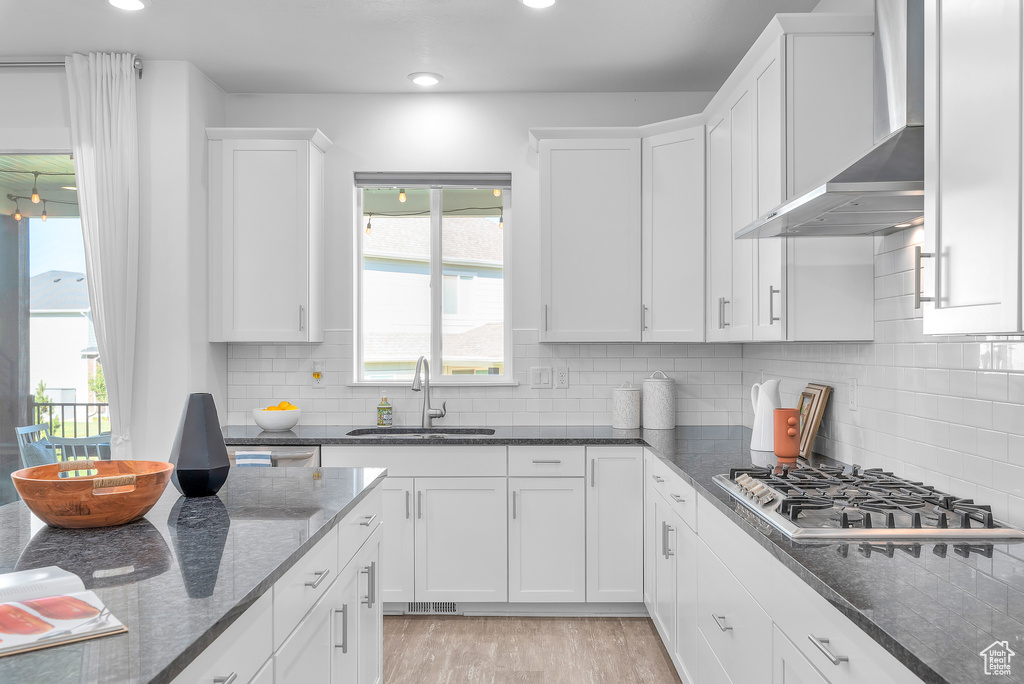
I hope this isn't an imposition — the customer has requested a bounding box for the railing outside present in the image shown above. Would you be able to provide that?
[28,399,110,438]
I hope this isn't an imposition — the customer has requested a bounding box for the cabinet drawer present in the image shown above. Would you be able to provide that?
[273,524,339,650]
[172,590,273,684]
[508,446,585,477]
[770,562,921,684]
[647,453,696,531]
[696,496,772,606]
[321,445,507,477]
[696,538,772,684]
[338,486,382,571]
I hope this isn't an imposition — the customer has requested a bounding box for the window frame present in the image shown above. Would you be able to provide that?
[353,177,513,386]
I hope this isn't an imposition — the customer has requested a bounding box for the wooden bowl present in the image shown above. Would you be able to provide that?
[11,460,174,529]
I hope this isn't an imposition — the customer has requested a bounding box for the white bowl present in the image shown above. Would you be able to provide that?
[252,407,301,431]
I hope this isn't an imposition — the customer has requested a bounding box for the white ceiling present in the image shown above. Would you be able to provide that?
[0,0,821,94]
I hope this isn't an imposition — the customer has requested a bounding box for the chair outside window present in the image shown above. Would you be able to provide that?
[15,425,56,468]
[50,434,112,462]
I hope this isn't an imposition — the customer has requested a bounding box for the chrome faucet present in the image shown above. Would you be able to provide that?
[411,356,446,428]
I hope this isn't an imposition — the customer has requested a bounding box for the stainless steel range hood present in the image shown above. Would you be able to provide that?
[736,0,924,239]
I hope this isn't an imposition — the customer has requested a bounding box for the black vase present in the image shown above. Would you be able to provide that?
[169,393,230,497]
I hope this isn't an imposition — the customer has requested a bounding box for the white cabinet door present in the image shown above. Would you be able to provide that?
[208,130,328,343]
[508,477,586,603]
[652,494,677,645]
[706,114,733,342]
[923,0,1022,334]
[381,476,415,603]
[356,527,383,684]
[251,657,274,684]
[331,562,361,684]
[540,138,642,342]
[674,514,698,684]
[773,625,831,684]
[643,454,657,609]
[641,126,706,342]
[586,447,643,602]
[729,85,756,342]
[698,630,735,684]
[415,477,508,602]
[276,579,334,684]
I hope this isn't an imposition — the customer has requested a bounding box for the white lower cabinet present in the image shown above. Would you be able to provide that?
[331,559,361,683]
[356,526,383,684]
[651,493,677,645]
[415,477,508,602]
[672,515,697,684]
[381,476,415,603]
[275,580,334,683]
[587,446,643,602]
[774,625,830,684]
[697,629,734,684]
[508,477,586,602]
[250,658,274,684]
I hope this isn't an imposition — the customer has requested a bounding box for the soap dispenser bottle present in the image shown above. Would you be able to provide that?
[377,394,392,427]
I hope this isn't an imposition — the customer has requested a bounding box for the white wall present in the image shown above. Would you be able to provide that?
[0,67,71,152]
[224,91,713,332]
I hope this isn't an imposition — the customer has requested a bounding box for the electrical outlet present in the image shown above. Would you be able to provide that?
[555,368,570,389]
[849,378,858,411]
[531,367,553,389]
[312,361,324,388]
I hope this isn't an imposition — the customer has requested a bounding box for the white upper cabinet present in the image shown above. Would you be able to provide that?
[539,137,642,342]
[642,125,706,342]
[208,128,330,343]
[705,16,876,343]
[922,0,1023,334]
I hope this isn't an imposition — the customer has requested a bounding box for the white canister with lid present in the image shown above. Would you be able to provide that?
[642,370,676,429]
[612,382,641,429]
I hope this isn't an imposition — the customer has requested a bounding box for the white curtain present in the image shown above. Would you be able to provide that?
[65,53,140,460]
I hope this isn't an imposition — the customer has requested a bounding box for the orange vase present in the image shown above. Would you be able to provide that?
[773,408,800,466]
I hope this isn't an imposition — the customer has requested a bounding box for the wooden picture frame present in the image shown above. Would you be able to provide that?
[798,383,831,458]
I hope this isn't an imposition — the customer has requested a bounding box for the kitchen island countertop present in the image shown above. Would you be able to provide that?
[223,423,1024,684]
[0,466,385,684]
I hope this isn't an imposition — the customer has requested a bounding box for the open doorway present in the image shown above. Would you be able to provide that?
[1,153,103,504]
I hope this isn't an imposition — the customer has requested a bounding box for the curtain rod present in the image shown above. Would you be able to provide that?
[0,58,144,78]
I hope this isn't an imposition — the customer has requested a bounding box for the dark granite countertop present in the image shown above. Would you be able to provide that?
[223,423,1024,684]
[0,466,386,684]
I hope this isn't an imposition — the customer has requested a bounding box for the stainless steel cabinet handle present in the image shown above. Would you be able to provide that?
[665,524,674,557]
[642,304,648,332]
[362,562,376,608]
[299,305,305,331]
[670,493,686,504]
[532,459,562,464]
[405,490,411,519]
[417,491,423,519]
[722,298,730,327]
[512,490,518,519]
[305,568,330,589]
[712,614,732,632]
[808,635,849,665]
[718,297,725,329]
[590,459,596,487]
[544,304,549,332]
[213,675,237,684]
[334,604,349,653]
[652,475,664,483]
[914,246,936,309]
[661,521,668,559]
[360,513,377,527]
[768,285,780,324]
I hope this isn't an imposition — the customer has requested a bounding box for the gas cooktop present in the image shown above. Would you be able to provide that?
[714,464,1024,540]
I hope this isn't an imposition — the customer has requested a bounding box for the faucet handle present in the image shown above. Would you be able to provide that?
[428,402,447,419]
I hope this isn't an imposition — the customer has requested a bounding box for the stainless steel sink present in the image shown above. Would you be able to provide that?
[346,427,496,439]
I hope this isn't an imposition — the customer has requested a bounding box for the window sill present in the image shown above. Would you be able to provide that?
[348,380,519,388]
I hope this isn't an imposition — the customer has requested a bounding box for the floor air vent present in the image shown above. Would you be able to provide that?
[407,602,460,615]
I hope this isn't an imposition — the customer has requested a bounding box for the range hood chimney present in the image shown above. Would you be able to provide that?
[736,0,924,239]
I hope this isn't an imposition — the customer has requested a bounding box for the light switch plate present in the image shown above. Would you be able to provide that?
[531,367,553,389]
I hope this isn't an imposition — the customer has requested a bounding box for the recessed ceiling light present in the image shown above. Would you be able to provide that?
[408,72,442,87]
[521,0,556,7]
[109,0,149,10]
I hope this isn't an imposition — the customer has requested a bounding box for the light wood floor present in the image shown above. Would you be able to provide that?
[383,615,683,684]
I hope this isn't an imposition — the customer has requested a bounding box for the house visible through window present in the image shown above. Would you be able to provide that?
[355,173,511,383]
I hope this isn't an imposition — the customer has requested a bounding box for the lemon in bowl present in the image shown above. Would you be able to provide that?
[253,402,300,431]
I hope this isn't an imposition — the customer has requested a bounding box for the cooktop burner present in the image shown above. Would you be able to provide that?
[713,464,1024,540]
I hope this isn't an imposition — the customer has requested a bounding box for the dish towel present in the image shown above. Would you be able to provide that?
[234,451,272,467]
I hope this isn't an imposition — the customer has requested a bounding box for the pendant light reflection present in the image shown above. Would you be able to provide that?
[498,208,504,230]
[31,172,40,204]
[13,199,22,222]
[365,213,372,235]
[398,189,407,203]
[40,201,47,222]
[493,189,501,197]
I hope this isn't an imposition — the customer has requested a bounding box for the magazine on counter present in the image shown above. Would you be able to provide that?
[0,566,126,657]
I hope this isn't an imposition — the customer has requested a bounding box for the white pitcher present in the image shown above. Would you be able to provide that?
[750,378,781,451]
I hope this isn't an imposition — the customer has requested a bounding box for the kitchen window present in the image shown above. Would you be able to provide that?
[354,173,511,384]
